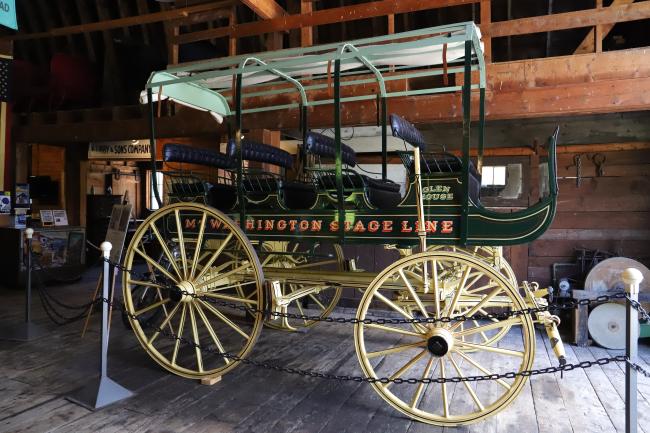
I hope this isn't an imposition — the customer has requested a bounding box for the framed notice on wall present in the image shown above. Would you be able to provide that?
[52,210,68,226]
[40,210,54,226]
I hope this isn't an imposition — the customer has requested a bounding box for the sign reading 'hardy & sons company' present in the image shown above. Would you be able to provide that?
[88,141,152,160]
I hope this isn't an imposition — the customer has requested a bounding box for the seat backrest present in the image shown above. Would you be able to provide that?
[164,143,235,169]
[390,114,427,150]
[226,138,293,169]
[304,132,357,167]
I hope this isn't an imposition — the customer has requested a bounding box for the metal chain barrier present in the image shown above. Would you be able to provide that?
[29,253,103,326]
[106,257,631,326]
[104,257,650,385]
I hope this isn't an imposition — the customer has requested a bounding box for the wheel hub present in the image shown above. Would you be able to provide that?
[426,328,454,357]
[177,280,197,303]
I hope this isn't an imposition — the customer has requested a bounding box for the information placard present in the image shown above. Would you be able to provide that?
[40,210,54,226]
[0,1,17,31]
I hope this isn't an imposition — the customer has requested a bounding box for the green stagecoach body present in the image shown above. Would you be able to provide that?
[143,21,558,249]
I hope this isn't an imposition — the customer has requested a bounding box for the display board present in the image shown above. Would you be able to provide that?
[105,204,132,263]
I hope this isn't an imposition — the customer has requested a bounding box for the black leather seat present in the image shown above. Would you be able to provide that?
[282,181,318,209]
[164,143,235,169]
[226,138,293,169]
[207,183,237,211]
[390,114,481,203]
[163,143,237,210]
[304,132,402,209]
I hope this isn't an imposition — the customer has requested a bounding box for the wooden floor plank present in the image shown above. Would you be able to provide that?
[586,344,650,432]
[528,332,573,433]
[541,337,616,433]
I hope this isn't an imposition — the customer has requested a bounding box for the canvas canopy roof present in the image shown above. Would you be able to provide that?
[140,22,485,123]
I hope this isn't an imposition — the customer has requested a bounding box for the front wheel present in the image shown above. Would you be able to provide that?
[354,251,535,426]
[122,203,264,380]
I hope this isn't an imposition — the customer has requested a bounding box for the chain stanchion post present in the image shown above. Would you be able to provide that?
[67,242,134,410]
[623,268,643,433]
[0,228,49,341]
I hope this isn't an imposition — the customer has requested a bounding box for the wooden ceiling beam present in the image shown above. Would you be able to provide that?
[488,1,650,38]
[241,0,286,20]
[3,1,235,41]
[175,0,481,45]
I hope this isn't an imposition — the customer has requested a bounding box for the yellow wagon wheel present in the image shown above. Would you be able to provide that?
[354,251,535,426]
[122,202,264,380]
[259,241,344,331]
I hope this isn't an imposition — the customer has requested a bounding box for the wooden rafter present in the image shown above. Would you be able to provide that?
[136,0,151,45]
[241,0,286,20]
[3,1,235,41]
[174,0,481,45]
[574,0,633,55]
[488,1,650,38]
[74,0,98,63]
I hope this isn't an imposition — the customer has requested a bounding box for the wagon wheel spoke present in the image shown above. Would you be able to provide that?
[453,349,512,390]
[448,287,504,331]
[171,304,187,366]
[201,291,259,305]
[455,341,524,358]
[448,353,484,411]
[410,355,435,409]
[385,349,428,389]
[187,303,203,372]
[366,340,427,359]
[456,317,522,338]
[195,232,234,282]
[189,212,207,280]
[147,302,182,345]
[134,247,178,284]
[365,323,423,338]
[193,301,231,365]
[439,358,449,418]
[148,223,182,281]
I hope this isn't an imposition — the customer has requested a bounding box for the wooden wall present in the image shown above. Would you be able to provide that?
[523,148,650,287]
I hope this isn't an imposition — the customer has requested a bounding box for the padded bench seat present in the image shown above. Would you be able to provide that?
[226,138,293,169]
[391,114,482,203]
[164,143,235,169]
[304,132,402,209]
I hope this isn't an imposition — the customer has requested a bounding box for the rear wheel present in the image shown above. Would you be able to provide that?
[259,241,343,330]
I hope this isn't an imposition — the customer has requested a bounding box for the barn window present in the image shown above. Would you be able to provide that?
[481,165,507,187]
[148,171,164,210]
[481,164,523,199]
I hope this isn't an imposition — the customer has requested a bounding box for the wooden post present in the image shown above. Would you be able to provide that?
[596,0,603,53]
[480,0,491,63]
[623,268,643,433]
[229,6,237,56]
[300,0,313,47]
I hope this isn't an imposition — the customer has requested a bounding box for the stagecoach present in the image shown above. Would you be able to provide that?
[123,22,565,425]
